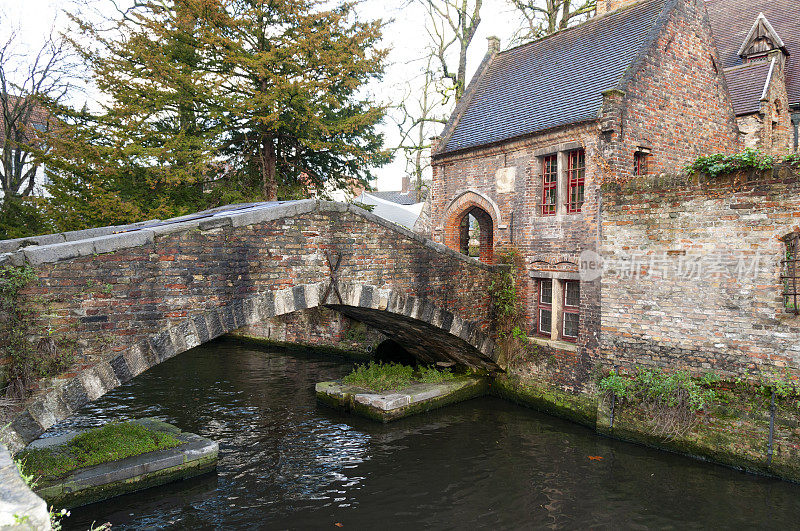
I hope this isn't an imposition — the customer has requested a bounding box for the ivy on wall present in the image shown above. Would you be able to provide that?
[0,265,73,399]
[488,247,530,366]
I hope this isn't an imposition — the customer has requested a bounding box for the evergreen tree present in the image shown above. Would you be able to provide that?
[46,0,388,229]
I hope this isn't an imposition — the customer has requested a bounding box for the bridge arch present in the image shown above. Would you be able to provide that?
[1,281,496,450]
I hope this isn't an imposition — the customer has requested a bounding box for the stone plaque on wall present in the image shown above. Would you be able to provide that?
[495,167,516,194]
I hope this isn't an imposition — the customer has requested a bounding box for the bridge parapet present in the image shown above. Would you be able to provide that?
[0,201,499,450]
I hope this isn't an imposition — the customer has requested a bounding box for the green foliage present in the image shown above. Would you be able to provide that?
[418,366,457,384]
[45,0,389,230]
[342,327,367,343]
[0,197,53,240]
[511,326,528,341]
[685,148,800,178]
[14,456,38,489]
[16,422,182,482]
[599,367,719,439]
[489,268,518,323]
[489,248,531,366]
[348,201,375,212]
[738,367,800,400]
[599,367,717,412]
[784,153,800,166]
[49,508,71,531]
[685,148,776,178]
[342,362,459,391]
[343,362,414,392]
[597,372,632,399]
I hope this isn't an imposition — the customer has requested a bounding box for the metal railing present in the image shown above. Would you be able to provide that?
[782,232,799,315]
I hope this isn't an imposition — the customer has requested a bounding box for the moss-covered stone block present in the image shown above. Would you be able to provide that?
[489,375,598,429]
[316,377,489,422]
[30,419,218,509]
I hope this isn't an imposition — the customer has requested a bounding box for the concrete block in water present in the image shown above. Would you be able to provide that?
[316,377,489,422]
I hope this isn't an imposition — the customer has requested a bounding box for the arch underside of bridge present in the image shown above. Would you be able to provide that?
[2,281,498,450]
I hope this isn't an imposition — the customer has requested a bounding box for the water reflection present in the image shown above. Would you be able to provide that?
[44,339,800,530]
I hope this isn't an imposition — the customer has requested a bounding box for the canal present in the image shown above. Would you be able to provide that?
[47,339,800,530]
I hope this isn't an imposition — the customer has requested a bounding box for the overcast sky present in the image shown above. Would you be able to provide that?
[3,0,522,191]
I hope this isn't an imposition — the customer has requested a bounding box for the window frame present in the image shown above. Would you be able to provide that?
[634,151,649,177]
[562,280,580,341]
[537,279,552,337]
[541,154,558,216]
[566,149,585,214]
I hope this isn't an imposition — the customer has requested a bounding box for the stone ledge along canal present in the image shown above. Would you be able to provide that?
[41,339,800,530]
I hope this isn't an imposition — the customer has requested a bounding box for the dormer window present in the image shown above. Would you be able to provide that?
[738,13,788,63]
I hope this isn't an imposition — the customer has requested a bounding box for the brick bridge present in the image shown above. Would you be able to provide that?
[0,200,499,450]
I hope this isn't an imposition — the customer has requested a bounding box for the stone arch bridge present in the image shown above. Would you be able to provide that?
[0,200,500,450]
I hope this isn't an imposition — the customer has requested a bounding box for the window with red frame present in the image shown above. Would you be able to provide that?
[634,151,648,176]
[541,155,557,216]
[563,281,580,341]
[538,279,552,336]
[566,149,585,213]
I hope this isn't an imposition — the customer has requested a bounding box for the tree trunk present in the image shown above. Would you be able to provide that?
[261,135,277,200]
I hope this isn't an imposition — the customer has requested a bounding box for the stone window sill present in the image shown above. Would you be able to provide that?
[528,336,578,353]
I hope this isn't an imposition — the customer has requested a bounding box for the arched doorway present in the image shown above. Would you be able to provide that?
[441,190,500,264]
[456,206,494,263]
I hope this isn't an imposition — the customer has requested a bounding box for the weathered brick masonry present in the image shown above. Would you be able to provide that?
[601,164,800,376]
[604,0,740,176]
[0,201,498,449]
[432,124,603,383]
[430,0,740,389]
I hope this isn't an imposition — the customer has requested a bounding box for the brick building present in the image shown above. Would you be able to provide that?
[429,0,800,381]
[706,0,800,154]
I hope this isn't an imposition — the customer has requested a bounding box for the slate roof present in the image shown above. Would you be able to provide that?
[706,0,800,109]
[365,190,428,205]
[723,61,773,115]
[439,0,669,154]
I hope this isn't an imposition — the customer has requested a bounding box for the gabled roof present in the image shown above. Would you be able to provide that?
[437,0,670,155]
[736,13,786,57]
[706,0,800,108]
[723,60,774,115]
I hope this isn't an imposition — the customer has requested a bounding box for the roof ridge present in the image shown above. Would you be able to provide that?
[497,0,663,58]
[614,0,681,92]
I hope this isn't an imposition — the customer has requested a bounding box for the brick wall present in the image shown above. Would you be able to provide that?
[0,204,496,391]
[431,123,603,384]
[604,0,740,178]
[601,165,800,377]
[233,307,386,354]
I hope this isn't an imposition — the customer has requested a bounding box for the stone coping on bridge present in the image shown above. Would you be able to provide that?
[29,419,218,510]
[0,444,51,530]
[0,200,496,271]
[316,377,489,422]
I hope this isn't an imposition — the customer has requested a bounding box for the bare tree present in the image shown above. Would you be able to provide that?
[394,56,448,197]
[509,0,595,42]
[419,0,483,104]
[0,31,74,205]
[392,0,483,193]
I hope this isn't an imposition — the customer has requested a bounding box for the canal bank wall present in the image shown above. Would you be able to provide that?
[231,339,800,483]
[491,374,800,483]
[229,308,385,359]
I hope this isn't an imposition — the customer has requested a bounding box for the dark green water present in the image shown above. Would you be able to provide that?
[47,340,799,530]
